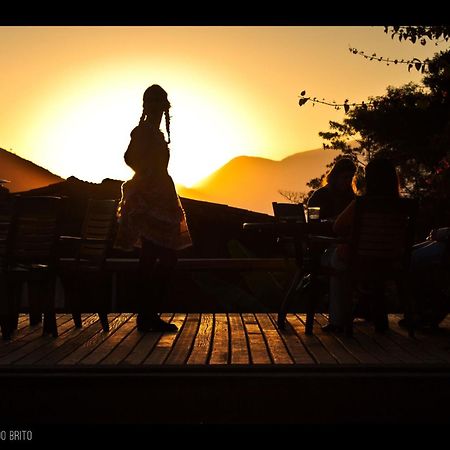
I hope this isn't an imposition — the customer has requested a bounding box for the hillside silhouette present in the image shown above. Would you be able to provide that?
[187,148,339,214]
[0,147,63,192]
[23,176,277,259]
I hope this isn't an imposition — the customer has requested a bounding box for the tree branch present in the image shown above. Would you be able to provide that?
[298,90,371,113]
[348,46,431,73]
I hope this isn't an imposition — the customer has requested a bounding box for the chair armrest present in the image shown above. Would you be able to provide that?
[59,235,82,242]
[60,236,111,244]
[308,235,348,245]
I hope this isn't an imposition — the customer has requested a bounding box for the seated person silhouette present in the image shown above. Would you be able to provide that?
[307,158,356,220]
[398,227,450,329]
[321,158,401,333]
[302,159,357,312]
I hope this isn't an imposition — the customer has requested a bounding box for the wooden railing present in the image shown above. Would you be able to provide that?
[54,257,296,310]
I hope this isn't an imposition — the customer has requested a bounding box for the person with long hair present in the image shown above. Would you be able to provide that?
[321,158,401,333]
[115,84,192,332]
[307,157,357,220]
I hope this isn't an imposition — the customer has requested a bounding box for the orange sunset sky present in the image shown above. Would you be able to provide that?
[0,26,446,188]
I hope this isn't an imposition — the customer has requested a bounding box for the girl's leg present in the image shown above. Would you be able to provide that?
[137,239,178,331]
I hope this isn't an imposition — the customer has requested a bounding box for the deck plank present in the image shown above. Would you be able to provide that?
[288,314,337,364]
[389,314,450,364]
[314,314,379,364]
[0,315,75,364]
[101,328,143,365]
[15,315,29,330]
[384,317,447,364]
[268,313,316,364]
[80,314,136,365]
[209,313,230,365]
[143,314,187,365]
[242,313,272,364]
[304,315,360,364]
[255,313,293,364]
[13,314,96,365]
[28,315,109,365]
[165,313,201,365]
[342,319,402,364]
[187,314,214,365]
[229,313,250,365]
[121,313,175,365]
[355,319,423,364]
[0,314,69,358]
[313,314,379,364]
[57,314,128,365]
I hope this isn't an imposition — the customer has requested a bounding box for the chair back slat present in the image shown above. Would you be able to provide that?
[77,199,118,268]
[9,196,63,266]
[350,196,417,273]
[0,198,14,267]
[272,202,306,223]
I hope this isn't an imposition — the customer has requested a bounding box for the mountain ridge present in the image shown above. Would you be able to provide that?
[1,146,339,214]
[187,147,339,214]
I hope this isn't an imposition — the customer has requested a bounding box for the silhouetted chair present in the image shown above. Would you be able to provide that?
[0,196,14,268]
[272,202,306,261]
[59,199,118,332]
[0,197,15,337]
[0,196,63,339]
[305,196,418,337]
[272,202,306,224]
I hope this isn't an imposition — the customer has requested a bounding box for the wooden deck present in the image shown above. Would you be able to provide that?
[2,312,450,367]
[2,313,450,424]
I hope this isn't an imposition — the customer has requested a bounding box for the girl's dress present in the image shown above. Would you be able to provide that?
[115,122,192,251]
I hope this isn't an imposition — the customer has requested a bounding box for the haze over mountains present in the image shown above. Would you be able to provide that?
[177,148,338,214]
[1,146,337,214]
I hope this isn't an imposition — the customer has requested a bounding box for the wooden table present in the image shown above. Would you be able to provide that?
[243,220,337,333]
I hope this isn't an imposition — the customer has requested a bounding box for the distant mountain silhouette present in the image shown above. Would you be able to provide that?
[0,147,63,192]
[189,148,339,214]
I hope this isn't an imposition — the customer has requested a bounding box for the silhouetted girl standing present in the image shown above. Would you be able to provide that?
[115,84,192,332]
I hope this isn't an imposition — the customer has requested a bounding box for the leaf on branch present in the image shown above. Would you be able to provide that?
[298,98,309,107]
[420,38,427,45]
[415,62,422,71]
[300,90,306,96]
[344,103,350,114]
